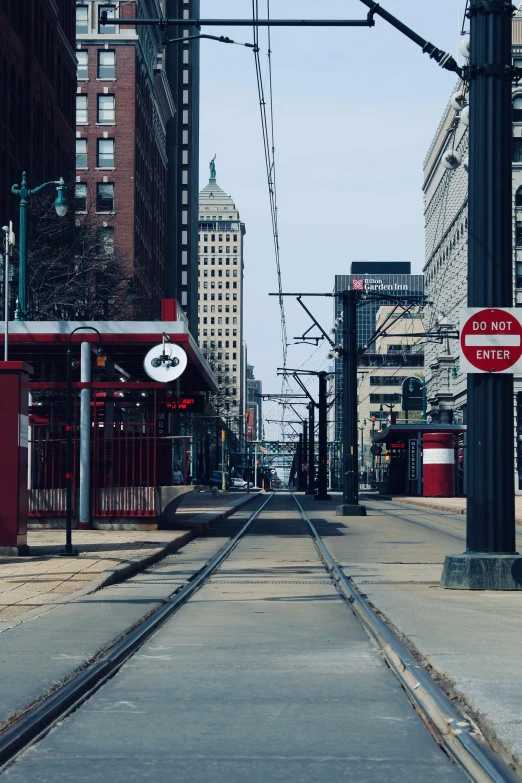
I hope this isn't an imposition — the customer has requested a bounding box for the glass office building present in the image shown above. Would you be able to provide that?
[332,264,425,456]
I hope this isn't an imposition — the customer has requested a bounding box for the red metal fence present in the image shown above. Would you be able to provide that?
[28,395,158,518]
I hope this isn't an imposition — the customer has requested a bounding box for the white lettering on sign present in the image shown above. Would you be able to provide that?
[423,448,454,465]
[460,308,522,373]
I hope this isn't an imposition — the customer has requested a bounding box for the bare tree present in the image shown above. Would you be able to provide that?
[2,186,149,321]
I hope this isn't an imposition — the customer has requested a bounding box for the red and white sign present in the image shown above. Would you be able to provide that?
[351,278,364,290]
[460,308,522,373]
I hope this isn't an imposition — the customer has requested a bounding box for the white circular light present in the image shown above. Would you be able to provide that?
[460,105,470,127]
[451,91,467,111]
[441,149,462,170]
[144,343,188,382]
[459,37,470,59]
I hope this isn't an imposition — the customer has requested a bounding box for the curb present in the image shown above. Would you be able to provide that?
[0,493,259,634]
[385,496,522,526]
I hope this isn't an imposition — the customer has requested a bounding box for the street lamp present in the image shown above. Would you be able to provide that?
[401,376,427,422]
[62,326,105,556]
[11,172,69,321]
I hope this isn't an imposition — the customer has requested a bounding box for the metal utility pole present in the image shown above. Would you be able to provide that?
[337,291,366,515]
[315,371,330,500]
[297,433,303,490]
[301,421,308,492]
[306,402,315,495]
[441,0,522,590]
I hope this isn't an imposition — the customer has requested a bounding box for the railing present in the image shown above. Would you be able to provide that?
[28,413,157,519]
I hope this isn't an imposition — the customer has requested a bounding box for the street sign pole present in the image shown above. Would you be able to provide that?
[441,0,522,589]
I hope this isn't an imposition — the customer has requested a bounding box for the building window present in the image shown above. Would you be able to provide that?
[75,183,87,212]
[97,94,115,123]
[76,5,89,34]
[98,50,115,78]
[516,262,522,288]
[77,51,88,79]
[76,139,87,167]
[97,227,114,257]
[513,137,522,162]
[97,138,114,167]
[516,186,522,207]
[99,5,116,33]
[514,95,522,122]
[516,222,522,247]
[76,95,88,124]
[96,182,114,211]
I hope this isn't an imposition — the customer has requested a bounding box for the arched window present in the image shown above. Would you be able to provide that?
[516,186,522,208]
[514,95,522,122]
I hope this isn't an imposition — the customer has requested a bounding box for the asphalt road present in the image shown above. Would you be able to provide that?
[2,494,468,783]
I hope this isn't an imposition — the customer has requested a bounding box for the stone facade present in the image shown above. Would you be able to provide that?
[197,172,246,440]
[423,13,522,490]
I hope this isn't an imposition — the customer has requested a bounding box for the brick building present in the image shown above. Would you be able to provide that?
[75,0,175,318]
[0,0,76,227]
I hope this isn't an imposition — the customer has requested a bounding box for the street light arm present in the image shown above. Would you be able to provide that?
[165,33,256,48]
[27,180,63,197]
[357,0,462,74]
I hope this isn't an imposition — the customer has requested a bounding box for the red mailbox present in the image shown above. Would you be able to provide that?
[0,362,32,553]
[422,432,455,497]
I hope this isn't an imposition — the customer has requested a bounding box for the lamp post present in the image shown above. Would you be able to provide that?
[400,376,427,422]
[62,327,105,556]
[11,172,68,321]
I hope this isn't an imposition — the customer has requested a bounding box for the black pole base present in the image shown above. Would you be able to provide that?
[336,504,366,516]
[441,553,522,590]
[314,493,331,501]
[58,549,80,557]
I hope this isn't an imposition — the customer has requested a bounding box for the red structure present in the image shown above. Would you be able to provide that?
[422,432,456,498]
[1,318,217,529]
[0,363,32,553]
[372,424,466,497]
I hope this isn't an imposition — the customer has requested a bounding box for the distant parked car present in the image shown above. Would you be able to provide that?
[230,477,248,489]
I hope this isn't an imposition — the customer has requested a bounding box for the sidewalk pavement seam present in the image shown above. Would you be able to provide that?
[388,496,522,525]
[0,493,259,634]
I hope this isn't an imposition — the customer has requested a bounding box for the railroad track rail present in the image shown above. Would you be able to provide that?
[292,493,520,783]
[0,492,274,771]
[0,491,519,783]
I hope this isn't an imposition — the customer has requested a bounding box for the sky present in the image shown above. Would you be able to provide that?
[199,1,467,438]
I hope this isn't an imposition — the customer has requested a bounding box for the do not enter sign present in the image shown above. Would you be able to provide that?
[460,308,522,373]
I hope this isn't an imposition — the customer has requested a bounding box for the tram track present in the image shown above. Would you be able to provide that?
[292,494,520,783]
[1,491,519,782]
[0,492,274,771]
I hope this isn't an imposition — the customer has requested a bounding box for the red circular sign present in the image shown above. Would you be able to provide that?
[461,308,522,372]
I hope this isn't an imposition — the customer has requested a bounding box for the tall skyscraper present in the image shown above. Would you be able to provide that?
[198,164,246,435]
[165,0,200,335]
[75,0,174,318]
[1,0,76,239]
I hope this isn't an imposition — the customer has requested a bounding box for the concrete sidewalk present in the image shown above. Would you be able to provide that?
[300,494,522,776]
[388,493,522,524]
[0,491,256,628]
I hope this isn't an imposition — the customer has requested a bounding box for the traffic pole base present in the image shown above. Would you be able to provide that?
[336,504,367,516]
[441,553,522,590]
[314,494,331,501]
